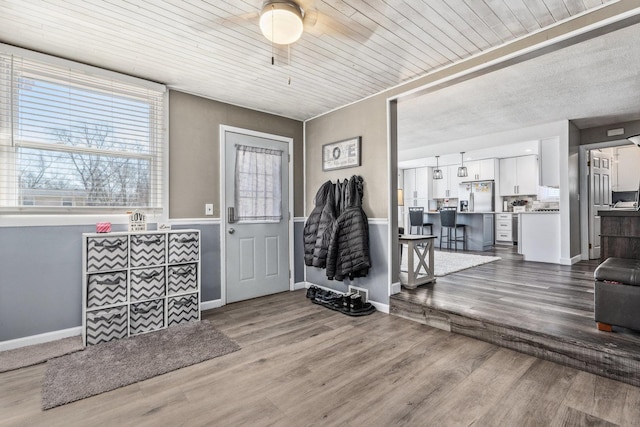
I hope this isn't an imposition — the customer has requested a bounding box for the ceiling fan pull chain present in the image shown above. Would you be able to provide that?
[288,44,291,85]
[271,4,275,65]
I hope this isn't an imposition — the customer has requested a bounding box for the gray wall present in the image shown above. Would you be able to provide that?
[294,221,305,284]
[0,223,220,341]
[569,122,582,257]
[305,223,388,304]
[169,90,304,219]
[305,96,388,219]
[579,119,640,146]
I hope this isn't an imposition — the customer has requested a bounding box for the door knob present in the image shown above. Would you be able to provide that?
[228,228,235,234]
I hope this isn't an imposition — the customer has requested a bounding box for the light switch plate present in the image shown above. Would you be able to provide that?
[205,204,214,216]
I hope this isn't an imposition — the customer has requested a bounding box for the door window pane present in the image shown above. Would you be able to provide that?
[234,144,282,222]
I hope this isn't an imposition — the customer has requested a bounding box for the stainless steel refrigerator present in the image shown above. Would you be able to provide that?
[459,181,495,212]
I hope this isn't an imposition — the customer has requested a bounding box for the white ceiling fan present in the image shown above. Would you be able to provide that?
[258,1,307,46]
[196,0,373,67]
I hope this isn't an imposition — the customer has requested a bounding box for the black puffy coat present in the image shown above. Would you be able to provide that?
[303,181,334,266]
[326,176,370,281]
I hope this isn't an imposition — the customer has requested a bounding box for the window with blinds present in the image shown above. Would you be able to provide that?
[0,51,165,213]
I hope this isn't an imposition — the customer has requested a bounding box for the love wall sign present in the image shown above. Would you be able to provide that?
[322,137,361,171]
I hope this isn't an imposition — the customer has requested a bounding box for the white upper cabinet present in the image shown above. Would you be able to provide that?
[539,137,560,188]
[414,167,429,200]
[403,167,429,206]
[448,165,462,198]
[464,159,496,181]
[432,165,461,199]
[499,155,538,196]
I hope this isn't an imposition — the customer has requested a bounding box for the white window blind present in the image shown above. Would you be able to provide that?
[0,51,165,213]
[235,144,283,222]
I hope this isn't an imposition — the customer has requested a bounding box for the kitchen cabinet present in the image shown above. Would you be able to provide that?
[499,155,538,196]
[465,159,496,181]
[403,167,429,206]
[520,212,561,263]
[539,137,559,188]
[613,145,640,191]
[432,165,461,199]
[495,213,513,245]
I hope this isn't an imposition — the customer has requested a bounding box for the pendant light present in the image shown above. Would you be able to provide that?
[433,155,443,180]
[457,152,468,177]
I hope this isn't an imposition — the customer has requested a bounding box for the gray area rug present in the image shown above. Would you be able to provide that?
[0,336,83,373]
[42,320,240,410]
[401,248,501,277]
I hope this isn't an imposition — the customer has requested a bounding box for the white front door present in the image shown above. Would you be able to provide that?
[589,150,612,259]
[223,128,290,303]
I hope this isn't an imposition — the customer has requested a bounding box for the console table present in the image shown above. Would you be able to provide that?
[398,234,437,289]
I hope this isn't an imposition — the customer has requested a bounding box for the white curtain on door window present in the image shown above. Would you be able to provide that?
[235,144,283,222]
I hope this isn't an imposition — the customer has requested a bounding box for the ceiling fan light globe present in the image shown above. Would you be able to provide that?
[259,2,304,45]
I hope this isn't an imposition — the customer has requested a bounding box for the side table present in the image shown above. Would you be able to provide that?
[399,234,437,289]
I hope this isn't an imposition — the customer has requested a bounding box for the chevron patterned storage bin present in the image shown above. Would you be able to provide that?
[130,233,165,267]
[130,267,166,301]
[87,271,127,308]
[130,299,165,335]
[168,232,199,264]
[86,236,128,272]
[168,264,198,295]
[168,293,199,327]
[86,305,128,346]
[82,230,200,346]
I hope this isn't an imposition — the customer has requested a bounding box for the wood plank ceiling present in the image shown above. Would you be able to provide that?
[0,0,616,121]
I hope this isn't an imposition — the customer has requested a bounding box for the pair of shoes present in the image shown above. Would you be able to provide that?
[312,288,340,307]
[306,285,319,299]
[341,293,355,311]
[341,293,376,316]
[324,293,343,310]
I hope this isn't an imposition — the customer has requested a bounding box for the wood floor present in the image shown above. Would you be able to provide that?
[391,245,640,388]
[3,289,640,426]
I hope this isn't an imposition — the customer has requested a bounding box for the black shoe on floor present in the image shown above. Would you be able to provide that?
[306,286,318,299]
[349,294,363,312]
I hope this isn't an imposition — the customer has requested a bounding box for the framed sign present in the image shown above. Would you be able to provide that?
[322,137,361,171]
[128,211,147,232]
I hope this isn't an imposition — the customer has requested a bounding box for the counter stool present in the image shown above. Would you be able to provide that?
[408,207,433,235]
[440,207,466,251]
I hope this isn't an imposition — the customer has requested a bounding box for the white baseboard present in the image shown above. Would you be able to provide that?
[0,326,82,352]
[391,282,402,295]
[369,301,390,314]
[560,254,583,265]
[294,282,307,290]
[200,299,223,311]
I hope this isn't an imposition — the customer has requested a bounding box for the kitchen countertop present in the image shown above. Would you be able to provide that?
[517,211,560,214]
[426,211,496,214]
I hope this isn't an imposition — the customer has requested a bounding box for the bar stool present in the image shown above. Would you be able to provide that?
[408,207,433,235]
[439,207,466,251]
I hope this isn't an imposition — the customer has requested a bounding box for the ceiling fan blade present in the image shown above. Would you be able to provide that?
[189,11,259,33]
[298,1,374,44]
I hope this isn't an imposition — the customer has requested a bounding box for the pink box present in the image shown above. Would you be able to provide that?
[96,222,112,233]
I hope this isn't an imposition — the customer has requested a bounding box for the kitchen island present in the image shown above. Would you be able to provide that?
[424,211,495,251]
